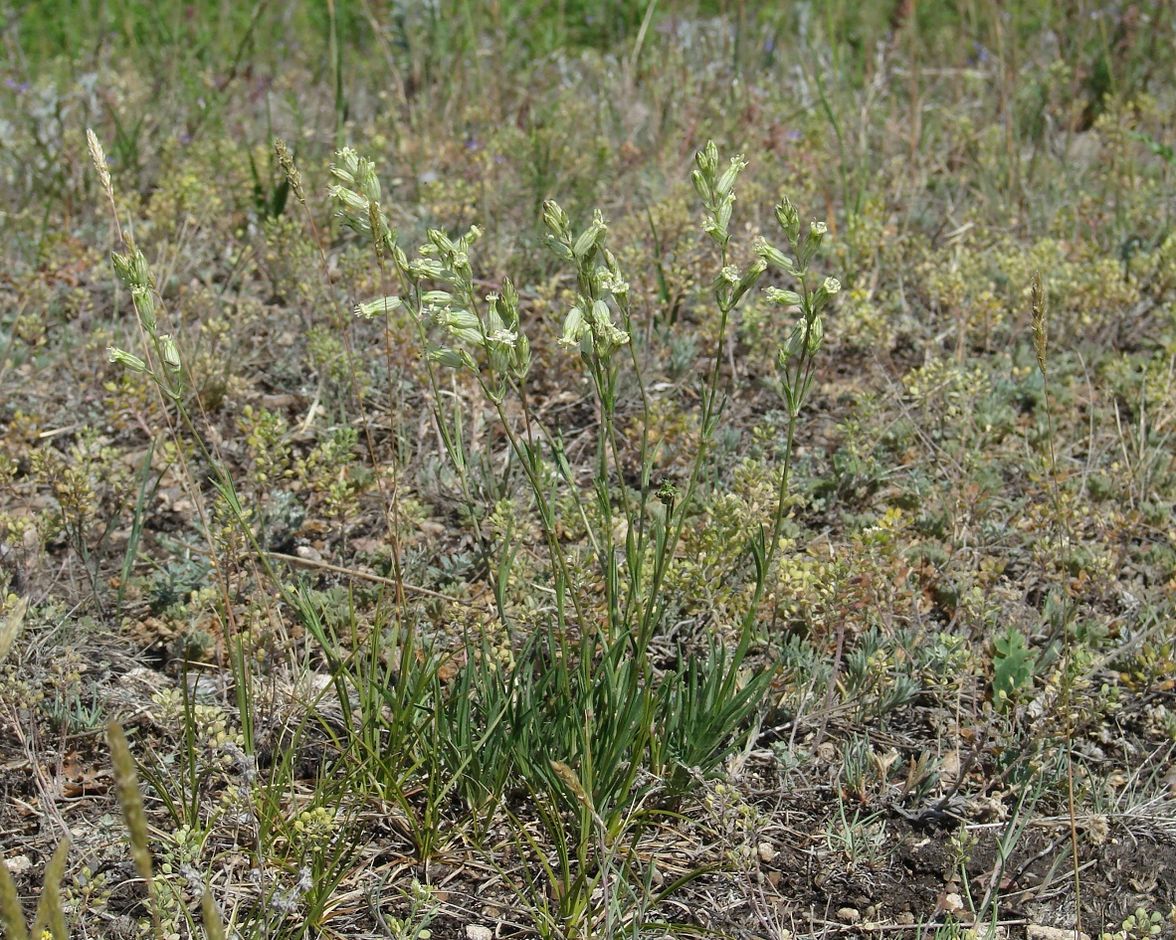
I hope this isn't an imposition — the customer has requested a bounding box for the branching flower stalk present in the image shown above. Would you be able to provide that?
[330,152,592,653]
[275,138,414,625]
[542,200,645,643]
[761,207,840,568]
[634,144,764,644]
[338,141,838,656]
[88,129,230,591]
[329,149,542,701]
[92,129,296,777]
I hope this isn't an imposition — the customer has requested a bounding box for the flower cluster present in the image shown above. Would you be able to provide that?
[333,148,530,393]
[543,200,632,359]
[754,197,840,416]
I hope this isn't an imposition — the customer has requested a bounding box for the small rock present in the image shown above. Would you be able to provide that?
[465,927,493,940]
[837,907,861,925]
[184,673,221,700]
[1027,926,1089,940]
[295,544,322,563]
[939,892,965,915]
[4,854,31,874]
[757,841,777,863]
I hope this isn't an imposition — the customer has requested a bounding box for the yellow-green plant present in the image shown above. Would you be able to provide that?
[323,138,839,934]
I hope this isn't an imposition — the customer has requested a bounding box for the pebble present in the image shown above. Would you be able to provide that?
[1028,927,1089,940]
[837,907,861,924]
[939,892,965,915]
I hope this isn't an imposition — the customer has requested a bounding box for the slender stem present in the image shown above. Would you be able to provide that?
[484,384,590,655]
[618,294,654,629]
[638,256,732,646]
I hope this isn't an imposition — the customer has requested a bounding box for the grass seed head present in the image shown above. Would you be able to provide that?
[30,839,70,940]
[86,128,113,201]
[1031,271,1048,376]
[107,722,156,895]
[272,138,304,203]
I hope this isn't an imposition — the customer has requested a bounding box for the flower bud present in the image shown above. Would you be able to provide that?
[511,334,531,379]
[781,318,807,362]
[427,229,456,255]
[500,276,519,314]
[588,299,629,351]
[765,287,802,307]
[439,308,481,332]
[717,196,733,234]
[107,346,147,374]
[572,211,607,262]
[589,299,612,330]
[158,333,182,372]
[691,168,711,203]
[408,257,444,280]
[131,286,157,335]
[486,303,506,337]
[731,258,767,305]
[695,139,719,177]
[354,296,403,319]
[806,315,823,354]
[542,200,570,240]
[356,160,381,203]
[329,148,360,186]
[430,347,475,370]
[715,154,747,197]
[754,237,796,273]
[775,199,800,242]
[559,305,587,348]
